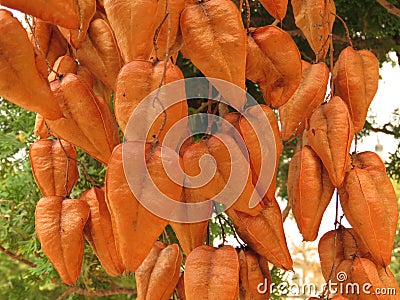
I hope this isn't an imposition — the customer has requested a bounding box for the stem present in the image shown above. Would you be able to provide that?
[327,0,334,97]
[331,12,353,47]
[0,244,36,268]
[57,287,137,300]
[282,201,292,222]
[216,214,226,245]
[153,13,169,61]
[244,0,251,31]
[219,214,246,248]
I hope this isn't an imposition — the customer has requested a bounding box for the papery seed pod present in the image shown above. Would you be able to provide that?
[31,19,68,68]
[0,10,62,120]
[258,0,287,21]
[106,142,183,272]
[185,245,239,300]
[331,296,350,300]
[104,0,158,62]
[227,197,293,271]
[377,266,400,299]
[58,0,96,49]
[35,196,90,285]
[175,273,186,300]
[181,0,247,108]
[246,26,302,107]
[80,187,124,277]
[306,96,353,187]
[182,133,263,216]
[318,227,371,281]
[292,0,336,60]
[46,73,119,165]
[136,243,182,300]
[73,18,123,90]
[34,114,50,139]
[1,0,79,29]
[48,55,77,82]
[238,249,272,300]
[338,152,398,267]
[333,47,379,133]
[114,60,188,145]
[30,139,78,197]
[287,146,334,241]
[279,62,329,140]
[169,188,211,255]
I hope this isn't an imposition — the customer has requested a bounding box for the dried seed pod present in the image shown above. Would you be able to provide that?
[339,152,398,267]
[47,73,119,165]
[34,114,50,139]
[279,62,329,140]
[136,243,182,300]
[318,227,370,281]
[333,47,379,133]
[31,19,68,68]
[175,273,186,300]
[114,60,188,144]
[292,0,336,60]
[58,0,96,49]
[258,0,287,21]
[104,0,158,62]
[287,146,334,241]
[227,197,293,271]
[106,142,183,272]
[185,245,239,300]
[48,55,77,82]
[0,10,62,120]
[73,18,123,90]
[169,188,211,255]
[35,196,90,285]
[30,139,78,197]
[238,104,282,201]
[306,96,353,187]
[181,0,247,107]
[182,133,263,216]
[377,266,400,299]
[238,249,272,300]
[246,26,302,107]
[1,0,79,29]
[80,187,124,277]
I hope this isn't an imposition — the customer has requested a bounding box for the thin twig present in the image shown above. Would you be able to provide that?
[216,214,227,245]
[57,287,137,300]
[331,12,353,47]
[327,0,334,96]
[219,214,246,248]
[0,245,36,268]
[153,12,169,61]
[376,0,400,18]
[163,228,171,244]
[282,201,292,222]
[244,0,251,31]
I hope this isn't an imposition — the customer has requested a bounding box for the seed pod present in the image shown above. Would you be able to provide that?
[339,152,398,267]
[181,0,247,108]
[47,73,119,165]
[238,249,272,300]
[1,0,79,29]
[48,55,77,82]
[377,266,400,299]
[80,187,124,277]
[306,96,353,187]
[287,146,334,241]
[238,104,282,202]
[351,258,386,299]
[185,245,239,300]
[34,114,50,139]
[31,19,68,68]
[30,139,78,197]
[331,296,350,300]
[35,196,90,285]
[258,0,287,21]
[73,18,123,90]
[182,133,263,216]
[318,227,370,281]
[114,60,188,144]
[106,142,183,272]
[227,197,293,271]
[104,0,158,62]
[175,273,186,300]
[169,188,211,255]
[0,10,62,120]
[333,47,379,133]
[279,62,329,140]
[136,243,182,300]
[58,0,96,49]
[292,0,336,60]
[246,26,302,107]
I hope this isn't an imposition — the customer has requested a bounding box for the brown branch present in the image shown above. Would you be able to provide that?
[286,29,349,44]
[57,287,137,300]
[376,0,400,18]
[364,121,396,136]
[0,245,37,268]
[282,201,291,222]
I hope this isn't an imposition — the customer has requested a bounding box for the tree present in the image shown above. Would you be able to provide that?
[0,0,399,299]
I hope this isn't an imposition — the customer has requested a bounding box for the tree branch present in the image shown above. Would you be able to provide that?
[0,245,36,268]
[282,201,292,222]
[376,0,400,18]
[364,121,396,136]
[57,287,137,300]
